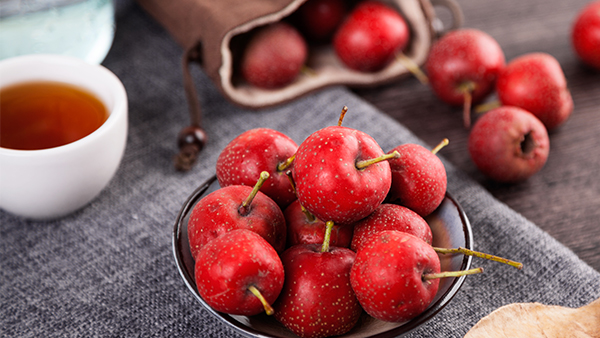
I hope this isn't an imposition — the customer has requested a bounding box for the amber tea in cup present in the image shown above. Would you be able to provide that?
[1,81,109,150]
[0,54,128,220]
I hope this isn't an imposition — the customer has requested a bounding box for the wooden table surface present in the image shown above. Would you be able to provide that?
[354,0,600,272]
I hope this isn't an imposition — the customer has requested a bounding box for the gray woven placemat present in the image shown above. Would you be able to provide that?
[1,5,598,338]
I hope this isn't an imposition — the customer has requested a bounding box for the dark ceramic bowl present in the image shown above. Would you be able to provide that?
[173,175,473,338]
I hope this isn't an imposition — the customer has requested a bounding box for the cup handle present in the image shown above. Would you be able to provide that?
[429,0,464,37]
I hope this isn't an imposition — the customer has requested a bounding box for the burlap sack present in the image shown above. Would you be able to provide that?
[136,0,462,170]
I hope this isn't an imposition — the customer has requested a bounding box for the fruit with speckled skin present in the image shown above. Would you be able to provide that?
[572,1,600,70]
[386,143,447,217]
[425,28,505,128]
[292,125,392,225]
[333,1,409,72]
[273,243,361,338]
[194,229,284,316]
[468,106,550,183]
[216,128,298,209]
[296,0,347,42]
[496,53,573,130]
[187,184,286,260]
[350,230,441,322]
[425,28,505,105]
[350,203,432,252]
[240,22,308,89]
[284,200,353,248]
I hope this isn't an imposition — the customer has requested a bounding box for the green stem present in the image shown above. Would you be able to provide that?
[475,100,501,114]
[301,65,317,77]
[321,221,334,253]
[459,82,476,129]
[285,170,296,195]
[277,154,295,172]
[396,52,429,85]
[301,205,316,223]
[284,170,317,222]
[356,151,400,170]
[239,171,269,216]
[434,247,523,270]
[338,106,348,126]
[248,285,274,315]
[431,138,449,155]
[423,267,483,281]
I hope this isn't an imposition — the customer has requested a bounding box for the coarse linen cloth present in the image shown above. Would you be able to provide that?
[1,4,599,338]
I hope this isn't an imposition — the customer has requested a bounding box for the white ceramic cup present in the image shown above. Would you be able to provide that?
[0,54,128,220]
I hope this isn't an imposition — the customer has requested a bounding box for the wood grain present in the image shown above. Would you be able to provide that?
[354,0,600,271]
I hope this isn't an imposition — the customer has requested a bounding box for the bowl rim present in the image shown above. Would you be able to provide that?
[173,174,473,338]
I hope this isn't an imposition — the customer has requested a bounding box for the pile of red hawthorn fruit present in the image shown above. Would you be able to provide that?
[237,0,600,184]
[425,0,600,183]
[238,0,414,89]
[183,1,600,337]
[187,107,523,338]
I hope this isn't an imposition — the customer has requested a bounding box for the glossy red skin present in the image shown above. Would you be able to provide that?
[351,203,432,252]
[292,125,391,225]
[187,185,286,260]
[425,28,505,106]
[216,128,298,209]
[194,229,284,316]
[297,0,347,42]
[333,1,409,72]
[572,1,600,69]
[350,231,440,323]
[284,200,353,248]
[468,106,550,183]
[274,244,361,338]
[496,53,573,130]
[386,143,447,217]
[240,22,307,89]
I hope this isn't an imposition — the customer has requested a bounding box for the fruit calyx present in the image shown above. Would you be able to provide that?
[434,246,523,270]
[248,285,275,315]
[239,171,270,216]
[520,131,537,158]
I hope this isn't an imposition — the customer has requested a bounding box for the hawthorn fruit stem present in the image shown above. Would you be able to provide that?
[301,65,317,77]
[356,151,400,170]
[475,100,501,113]
[321,221,335,253]
[301,205,317,223]
[431,138,449,155]
[423,267,484,281]
[285,170,296,194]
[239,171,270,216]
[434,247,524,270]
[396,52,429,85]
[277,154,295,172]
[285,170,316,222]
[338,106,348,126]
[248,285,274,315]
[459,82,476,129]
